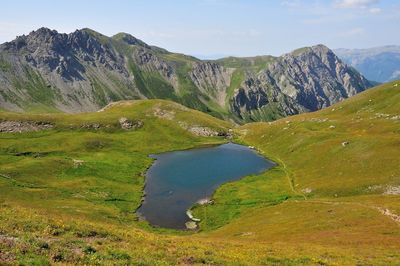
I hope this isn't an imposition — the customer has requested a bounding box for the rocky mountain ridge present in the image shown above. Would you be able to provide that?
[0,27,373,122]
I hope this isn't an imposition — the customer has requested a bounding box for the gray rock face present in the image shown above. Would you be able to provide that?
[189,62,233,106]
[5,28,127,77]
[231,73,306,121]
[0,28,136,112]
[230,45,372,121]
[133,47,179,90]
[0,28,373,122]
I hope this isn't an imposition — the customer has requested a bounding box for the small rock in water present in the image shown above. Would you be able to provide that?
[197,198,213,205]
[185,221,197,230]
[186,210,201,222]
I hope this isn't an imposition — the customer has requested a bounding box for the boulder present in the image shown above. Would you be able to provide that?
[119,117,143,130]
[185,221,197,230]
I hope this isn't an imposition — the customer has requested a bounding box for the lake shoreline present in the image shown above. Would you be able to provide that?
[136,142,275,230]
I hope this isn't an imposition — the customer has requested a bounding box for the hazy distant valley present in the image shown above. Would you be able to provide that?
[335,45,400,83]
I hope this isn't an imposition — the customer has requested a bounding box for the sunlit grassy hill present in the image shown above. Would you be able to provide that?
[197,81,400,264]
[0,82,399,265]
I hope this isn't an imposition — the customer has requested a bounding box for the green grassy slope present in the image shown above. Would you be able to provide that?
[196,81,400,264]
[1,82,400,265]
[0,100,233,264]
[215,55,276,73]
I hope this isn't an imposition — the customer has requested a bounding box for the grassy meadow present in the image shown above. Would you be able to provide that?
[0,82,400,265]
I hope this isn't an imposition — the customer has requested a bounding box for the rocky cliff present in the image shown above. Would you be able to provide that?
[230,45,373,121]
[189,62,233,107]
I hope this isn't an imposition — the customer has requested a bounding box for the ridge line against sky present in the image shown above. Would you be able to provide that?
[0,0,399,59]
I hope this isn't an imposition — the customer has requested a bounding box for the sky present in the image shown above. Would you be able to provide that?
[0,0,399,59]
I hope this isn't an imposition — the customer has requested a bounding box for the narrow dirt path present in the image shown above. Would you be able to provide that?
[275,157,307,200]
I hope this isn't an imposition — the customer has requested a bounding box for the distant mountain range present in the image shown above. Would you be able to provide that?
[335,46,400,83]
[0,28,373,122]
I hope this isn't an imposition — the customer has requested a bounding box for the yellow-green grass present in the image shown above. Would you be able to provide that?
[0,100,229,225]
[197,81,400,263]
[1,82,400,265]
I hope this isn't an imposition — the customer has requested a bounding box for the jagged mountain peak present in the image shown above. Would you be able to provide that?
[1,27,105,53]
[230,43,373,121]
[29,27,59,37]
[0,27,373,122]
[287,44,332,57]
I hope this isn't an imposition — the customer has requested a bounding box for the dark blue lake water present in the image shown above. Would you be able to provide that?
[137,143,275,229]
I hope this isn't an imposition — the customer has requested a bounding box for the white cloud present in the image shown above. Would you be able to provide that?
[338,27,366,37]
[281,0,301,8]
[369,7,382,13]
[334,0,379,9]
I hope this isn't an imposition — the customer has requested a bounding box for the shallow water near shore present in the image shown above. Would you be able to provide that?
[137,143,275,229]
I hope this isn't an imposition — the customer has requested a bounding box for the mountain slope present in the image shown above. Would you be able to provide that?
[335,45,400,82]
[0,28,373,122]
[229,45,372,121]
[0,28,214,115]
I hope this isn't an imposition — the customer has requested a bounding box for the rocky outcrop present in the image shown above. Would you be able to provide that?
[189,62,232,106]
[0,120,53,133]
[230,73,306,120]
[2,27,127,80]
[187,126,220,137]
[230,45,373,120]
[0,28,138,113]
[133,48,179,89]
[118,117,143,130]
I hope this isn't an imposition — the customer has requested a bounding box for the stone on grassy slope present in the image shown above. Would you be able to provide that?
[118,117,143,130]
[384,186,400,195]
[0,121,53,133]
